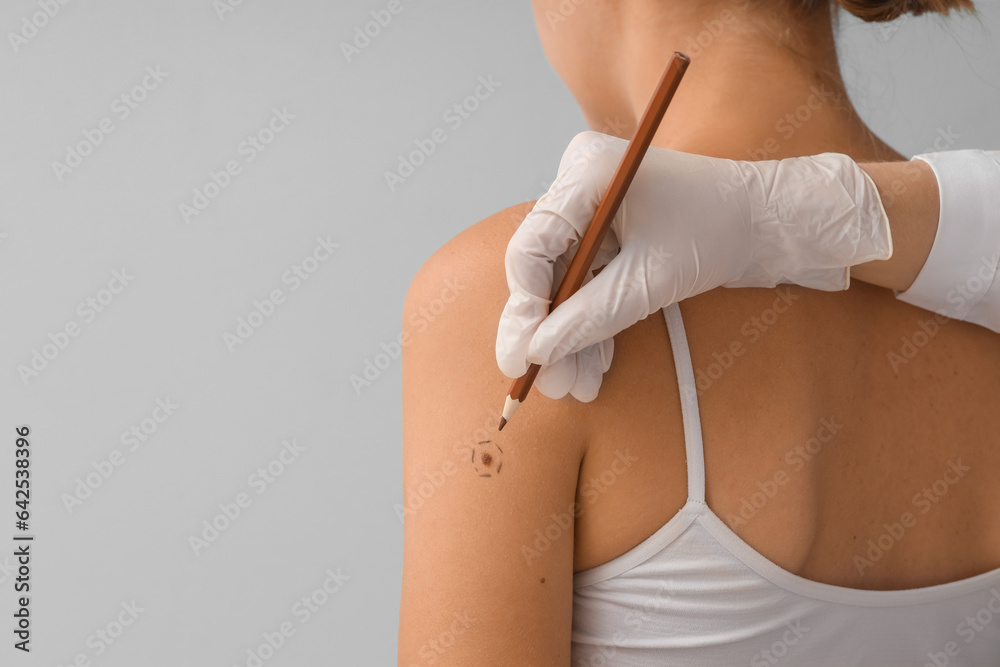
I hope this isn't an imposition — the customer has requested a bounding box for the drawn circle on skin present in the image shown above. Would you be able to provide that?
[473,440,503,477]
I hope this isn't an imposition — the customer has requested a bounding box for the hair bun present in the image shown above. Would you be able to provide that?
[835,0,974,22]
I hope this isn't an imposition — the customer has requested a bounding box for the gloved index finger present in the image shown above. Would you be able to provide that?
[496,132,622,378]
[496,206,586,378]
[503,143,612,299]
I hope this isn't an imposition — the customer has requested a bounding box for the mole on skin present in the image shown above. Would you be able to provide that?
[473,440,502,477]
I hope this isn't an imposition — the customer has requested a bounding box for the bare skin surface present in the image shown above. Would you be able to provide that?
[399,1,997,664]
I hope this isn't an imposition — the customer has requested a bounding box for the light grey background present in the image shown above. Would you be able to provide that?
[0,1,996,665]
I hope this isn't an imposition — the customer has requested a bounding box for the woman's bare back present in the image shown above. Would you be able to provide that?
[574,269,1000,590]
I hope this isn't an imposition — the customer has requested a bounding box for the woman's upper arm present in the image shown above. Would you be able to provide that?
[398,206,588,666]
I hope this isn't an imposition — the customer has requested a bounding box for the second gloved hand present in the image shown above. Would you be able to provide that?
[496,130,892,401]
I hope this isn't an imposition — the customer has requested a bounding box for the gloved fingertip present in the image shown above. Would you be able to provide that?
[525,333,554,368]
[535,356,576,399]
[495,340,527,379]
[571,381,600,403]
[570,344,606,403]
[599,338,614,373]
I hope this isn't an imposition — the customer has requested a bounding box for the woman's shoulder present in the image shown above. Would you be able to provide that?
[401,197,590,464]
[407,200,536,282]
[404,200,536,366]
[398,201,592,662]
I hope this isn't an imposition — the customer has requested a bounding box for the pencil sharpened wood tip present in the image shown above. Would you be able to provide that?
[500,395,521,432]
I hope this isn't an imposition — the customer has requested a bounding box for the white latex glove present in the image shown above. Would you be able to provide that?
[496,130,892,401]
[897,150,1000,331]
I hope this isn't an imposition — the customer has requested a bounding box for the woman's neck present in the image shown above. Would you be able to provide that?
[576,0,903,162]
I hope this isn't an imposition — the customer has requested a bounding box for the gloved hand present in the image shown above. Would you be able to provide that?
[496,130,892,401]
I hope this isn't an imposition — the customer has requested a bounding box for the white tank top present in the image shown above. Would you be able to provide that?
[571,303,1000,666]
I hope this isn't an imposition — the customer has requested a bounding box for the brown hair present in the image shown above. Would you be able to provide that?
[826,0,975,22]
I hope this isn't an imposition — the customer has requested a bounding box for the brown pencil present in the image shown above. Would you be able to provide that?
[498,51,691,432]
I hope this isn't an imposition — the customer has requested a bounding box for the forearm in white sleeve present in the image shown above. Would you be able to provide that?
[896,150,1000,333]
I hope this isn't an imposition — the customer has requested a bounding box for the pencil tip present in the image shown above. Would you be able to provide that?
[499,394,521,431]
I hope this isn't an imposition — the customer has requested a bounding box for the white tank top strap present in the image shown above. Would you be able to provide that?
[661,303,706,504]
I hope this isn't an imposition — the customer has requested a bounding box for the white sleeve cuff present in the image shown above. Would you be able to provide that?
[895,149,1000,332]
